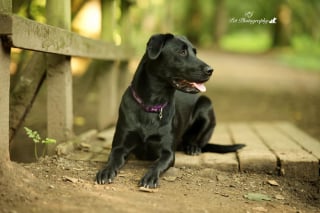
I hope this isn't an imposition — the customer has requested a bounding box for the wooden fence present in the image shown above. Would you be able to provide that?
[0,0,132,157]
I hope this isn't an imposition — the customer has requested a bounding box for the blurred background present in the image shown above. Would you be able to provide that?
[12,0,320,63]
[10,0,320,162]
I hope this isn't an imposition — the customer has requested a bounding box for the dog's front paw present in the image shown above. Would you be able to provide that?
[185,144,201,155]
[96,166,117,184]
[139,170,159,188]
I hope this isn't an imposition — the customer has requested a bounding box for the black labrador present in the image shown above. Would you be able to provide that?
[96,33,244,188]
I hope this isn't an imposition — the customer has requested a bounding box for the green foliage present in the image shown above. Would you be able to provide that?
[24,127,56,160]
[14,0,46,23]
[278,36,320,72]
[220,31,271,53]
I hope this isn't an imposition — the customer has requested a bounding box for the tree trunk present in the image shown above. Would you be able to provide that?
[184,0,202,44]
[272,2,292,47]
[213,0,227,47]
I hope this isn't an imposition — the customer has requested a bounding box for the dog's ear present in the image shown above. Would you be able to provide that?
[147,33,174,60]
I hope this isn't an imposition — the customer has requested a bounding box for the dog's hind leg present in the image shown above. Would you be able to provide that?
[182,96,216,155]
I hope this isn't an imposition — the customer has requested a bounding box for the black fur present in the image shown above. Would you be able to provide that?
[96,33,245,188]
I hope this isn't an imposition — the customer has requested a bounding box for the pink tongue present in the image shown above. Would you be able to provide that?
[191,82,206,92]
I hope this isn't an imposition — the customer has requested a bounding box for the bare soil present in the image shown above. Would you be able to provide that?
[3,51,320,212]
[1,156,319,213]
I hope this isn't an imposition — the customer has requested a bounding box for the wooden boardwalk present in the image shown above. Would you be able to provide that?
[57,121,320,181]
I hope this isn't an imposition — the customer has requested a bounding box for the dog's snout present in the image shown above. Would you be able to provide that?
[204,66,214,75]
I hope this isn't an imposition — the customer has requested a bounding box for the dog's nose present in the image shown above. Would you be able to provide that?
[204,66,214,75]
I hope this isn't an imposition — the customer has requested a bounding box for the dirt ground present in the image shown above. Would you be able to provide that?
[0,156,319,213]
[2,51,320,212]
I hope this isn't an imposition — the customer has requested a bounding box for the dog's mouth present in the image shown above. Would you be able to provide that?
[172,79,207,93]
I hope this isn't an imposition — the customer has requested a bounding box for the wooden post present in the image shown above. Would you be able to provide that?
[0,0,12,162]
[0,38,11,161]
[97,0,118,130]
[118,0,132,103]
[46,0,73,153]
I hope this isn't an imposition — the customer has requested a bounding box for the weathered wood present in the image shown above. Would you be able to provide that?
[202,124,239,172]
[0,14,130,60]
[275,121,320,160]
[46,0,73,154]
[228,122,277,174]
[56,129,97,156]
[46,54,74,151]
[118,61,131,102]
[9,52,46,142]
[58,122,319,178]
[175,152,202,168]
[97,0,119,130]
[0,0,12,13]
[118,1,132,102]
[97,61,119,129]
[0,37,11,161]
[252,122,318,180]
[0,13,11,34]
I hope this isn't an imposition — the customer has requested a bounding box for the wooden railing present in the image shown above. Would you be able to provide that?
[0,0,132,157]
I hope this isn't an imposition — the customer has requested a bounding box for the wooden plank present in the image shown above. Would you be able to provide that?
[175,124,240,170]
[275,121,320,160]
[201,123,239,172]
[252,122,318,180]
[175,152,202,168]
[0,38,11,160]
[228,122,277,174]
[0,14,130,60]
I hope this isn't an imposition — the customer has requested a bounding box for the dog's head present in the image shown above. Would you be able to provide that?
[146,33,213,94]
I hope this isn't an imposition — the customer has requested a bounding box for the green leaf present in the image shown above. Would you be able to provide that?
[24,127,41,143]
[43,138,57,144]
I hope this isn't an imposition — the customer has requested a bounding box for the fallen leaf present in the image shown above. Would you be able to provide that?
[275,194,285,200]
[244,193,272,201]
[163,176,177,182]
[214,192,229,197]
[62,176,78,183]
[139,187,158,193]
[267,180,279,186]
[79,143,91,151]
[252,206,268,212]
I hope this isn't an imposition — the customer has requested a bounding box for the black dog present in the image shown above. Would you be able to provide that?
[96,33,244,188]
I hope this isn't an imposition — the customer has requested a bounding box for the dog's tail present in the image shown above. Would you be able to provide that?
[202,143,245,153]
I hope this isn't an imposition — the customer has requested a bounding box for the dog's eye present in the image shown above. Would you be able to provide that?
[178,49,188,56]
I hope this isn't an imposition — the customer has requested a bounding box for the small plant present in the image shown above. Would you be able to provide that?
[24,127,57,160]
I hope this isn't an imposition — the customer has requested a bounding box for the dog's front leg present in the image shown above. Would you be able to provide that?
[139,139,174,188]
[96,147,127,184]
[96,129,137,184]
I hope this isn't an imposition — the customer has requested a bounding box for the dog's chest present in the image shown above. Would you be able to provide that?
[134,113,172,142]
